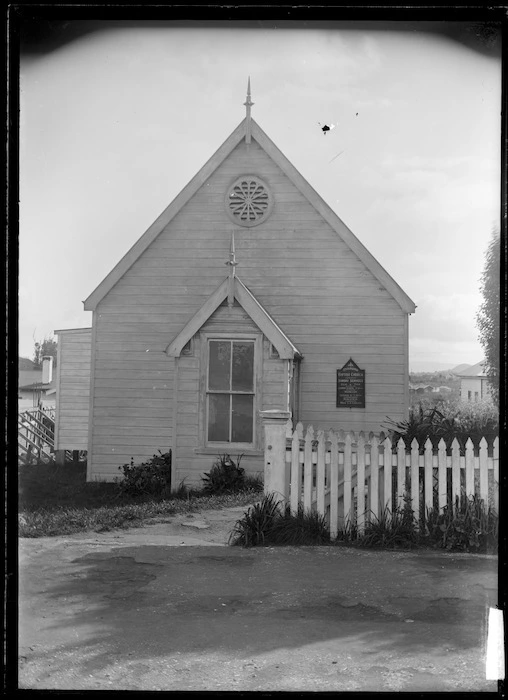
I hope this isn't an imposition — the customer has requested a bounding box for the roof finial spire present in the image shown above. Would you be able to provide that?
[225,231,238,307]
[244,76,254,144]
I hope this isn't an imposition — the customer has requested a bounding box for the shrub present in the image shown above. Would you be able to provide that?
[384,399,498,452]
[117,450,172,498]
[336,500,420,550]
[229,493,330,547]
[422,495,498,553]
[201,454,246,494]
[334,493,498,554]
[229,492,282,546]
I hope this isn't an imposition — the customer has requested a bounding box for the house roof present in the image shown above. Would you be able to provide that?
[84,116,416,314]
[457,361,487,377]
[54,327,92,335]
[166,275,302,360]
[19,356,36,371]
[19,368,57,391]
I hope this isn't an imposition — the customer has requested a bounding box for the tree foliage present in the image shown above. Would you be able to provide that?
[33,334,58,368]
[476,229,500,404]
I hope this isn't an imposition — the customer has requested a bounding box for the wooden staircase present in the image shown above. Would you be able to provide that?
[18,407,56,465]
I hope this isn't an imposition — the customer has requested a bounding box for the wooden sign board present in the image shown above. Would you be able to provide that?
[336,358,365,408]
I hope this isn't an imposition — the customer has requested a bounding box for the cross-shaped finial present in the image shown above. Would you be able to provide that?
[225,232,238,307]
[244,77,254,144]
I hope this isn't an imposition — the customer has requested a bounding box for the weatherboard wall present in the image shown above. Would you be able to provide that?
[171,302,288,484]
[54,328,92,451]
[87,136,409,482]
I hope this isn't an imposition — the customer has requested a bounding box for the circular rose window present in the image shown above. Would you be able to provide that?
[225,176,273,227]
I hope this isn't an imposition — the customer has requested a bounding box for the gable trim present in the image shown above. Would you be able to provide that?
[165,276,301,360]
[83,119,248,311]
[84,116,415,314]
[250,121,416,314]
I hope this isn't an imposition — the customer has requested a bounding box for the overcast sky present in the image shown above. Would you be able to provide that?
[19,22,501,371]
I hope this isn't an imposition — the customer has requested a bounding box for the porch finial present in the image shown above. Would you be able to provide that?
[225,232,238,307]
[244,76,254,144]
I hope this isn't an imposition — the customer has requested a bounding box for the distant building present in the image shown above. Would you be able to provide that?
[456,361,494,403]
[18,357,56,410]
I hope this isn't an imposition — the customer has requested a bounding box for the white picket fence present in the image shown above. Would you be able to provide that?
[279,422,499,539]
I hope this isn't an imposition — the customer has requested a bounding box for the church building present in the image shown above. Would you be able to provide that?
[54,82,416,484]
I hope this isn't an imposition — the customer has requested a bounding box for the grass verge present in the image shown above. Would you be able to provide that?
[18,461,262,538]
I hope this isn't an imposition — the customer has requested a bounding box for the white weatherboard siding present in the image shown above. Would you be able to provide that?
[172,304,288,484]
[54,329,92,450]
[87,135,409,482]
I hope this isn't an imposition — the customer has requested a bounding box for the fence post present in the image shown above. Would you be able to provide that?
[259,409,291,507]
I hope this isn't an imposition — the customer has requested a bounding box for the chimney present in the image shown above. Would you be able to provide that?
[42,356,53,384]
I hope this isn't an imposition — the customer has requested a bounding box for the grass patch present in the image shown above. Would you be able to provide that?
[229,493,330,547]
[18,460,262,538]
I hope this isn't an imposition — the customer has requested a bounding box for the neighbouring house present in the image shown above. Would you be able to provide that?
[55,83,416,484]
[409,383,434,395]
[18,356,56,410]
[457,361,494,402]
[53,328,92,454]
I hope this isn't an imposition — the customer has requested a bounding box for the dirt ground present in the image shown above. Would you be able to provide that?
[18,506,499,691]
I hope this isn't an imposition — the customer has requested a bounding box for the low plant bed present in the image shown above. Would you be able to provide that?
[229,493,498,554]
[18,458,263,538]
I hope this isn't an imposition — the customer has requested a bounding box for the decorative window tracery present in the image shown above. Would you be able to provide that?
[225,176,273,227]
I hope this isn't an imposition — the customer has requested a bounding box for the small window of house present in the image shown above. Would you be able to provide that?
[468,391,472,401]
[474,392,479,402]
[207,339,255,444]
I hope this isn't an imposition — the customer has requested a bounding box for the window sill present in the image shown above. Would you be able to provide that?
[194,447,264,457]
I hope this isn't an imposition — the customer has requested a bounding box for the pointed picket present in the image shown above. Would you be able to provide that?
[329,430,339,539]
[370,435,379,521]
[357,433,366,534]
[397,438,406,509]
[303,425,314,512]
[383,437,392,513]
[493,437,499,514]
[479,437,488,506]
[290,429,302,515]
[464,438,474,499]
[316,429,326,517]
[424,438,433,515]
[344,432,353,526]
[410,438,420,525]
[451,438,461,506]
[438,438,447,510]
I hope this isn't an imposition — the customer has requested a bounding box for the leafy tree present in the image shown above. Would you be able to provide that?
[33,334,57,368]
[476,229,500,403]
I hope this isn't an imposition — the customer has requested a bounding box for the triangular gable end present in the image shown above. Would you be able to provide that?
[166,276,301,360]
[84,116,416,314]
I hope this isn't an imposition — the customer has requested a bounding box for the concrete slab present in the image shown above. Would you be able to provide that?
[18,510,498,692]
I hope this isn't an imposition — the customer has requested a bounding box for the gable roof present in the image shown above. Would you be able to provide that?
[19,356,36,371]
[457,361,487,377]
[19,369,43,388]
[84,117,416,314]
[166,275,302,360]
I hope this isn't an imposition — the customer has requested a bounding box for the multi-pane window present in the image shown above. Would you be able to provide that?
[207,340,255,444]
